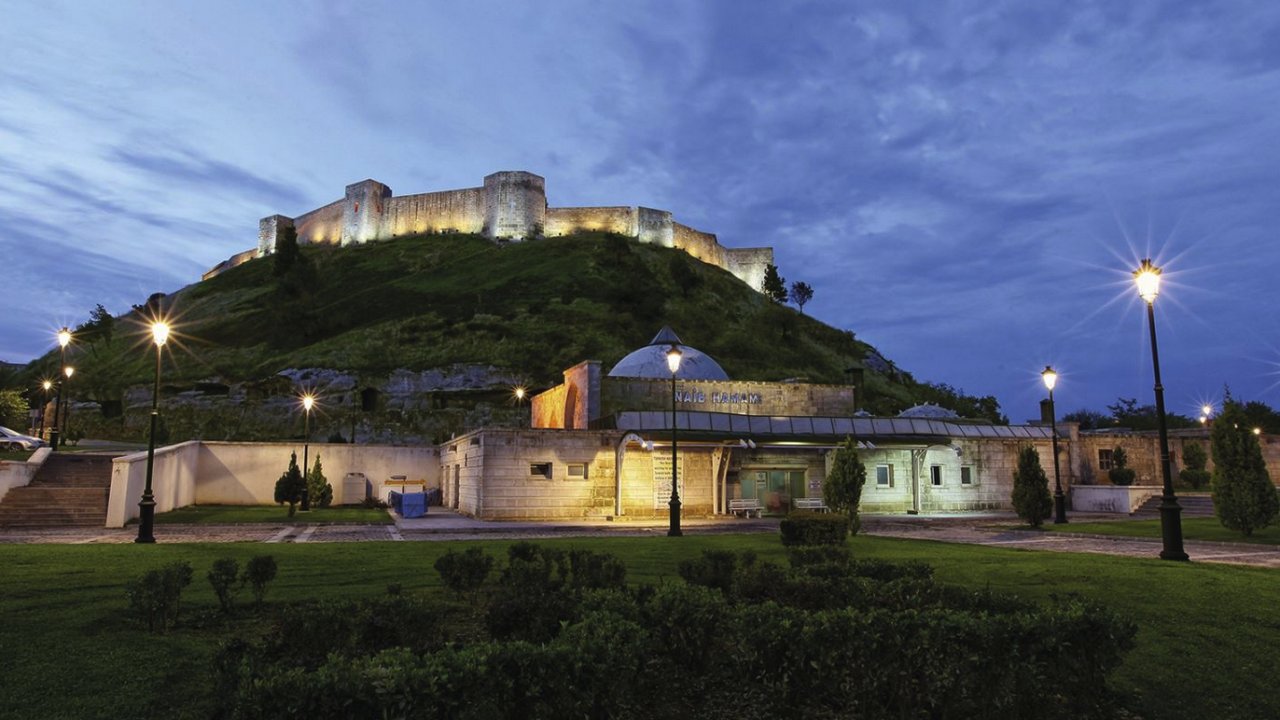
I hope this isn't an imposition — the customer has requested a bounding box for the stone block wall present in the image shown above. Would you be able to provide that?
[673,223,725,267]
[293,200,345,246]
[545,206,636,237]
[483,171,546,239]
[637,207,675,247]
[725,247,774,293]
[383,187,486,237]
[618,446,715,517]
[598,378,856,420]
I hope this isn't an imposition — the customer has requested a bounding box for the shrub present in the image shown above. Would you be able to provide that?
[678,549,746,593]
[1211,401,1279,536]
[359,496,388,509]
[1011,445,1053,526]
[306,454,333,508]
[434,547,494,596]
[1180,442,1210,489]
[273,453,305,516]
[207,557,240,614]
[243,555,278,604]
[823,436,867,534]
[125,561,192,633]
[779,511,850,546]
[1109,446,1136,486]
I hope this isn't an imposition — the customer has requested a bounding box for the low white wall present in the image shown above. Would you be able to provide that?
[106,441,440,527]
[1071,485,1161,514]
[0,447,50,503]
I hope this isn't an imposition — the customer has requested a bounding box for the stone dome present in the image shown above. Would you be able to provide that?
[898,403,960,419]
[607,327,730,381]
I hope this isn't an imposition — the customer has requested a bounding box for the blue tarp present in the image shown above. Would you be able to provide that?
[389,491,426,518]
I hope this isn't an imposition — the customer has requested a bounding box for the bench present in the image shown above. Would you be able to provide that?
[729,498,763,518]
[794,498,830,512]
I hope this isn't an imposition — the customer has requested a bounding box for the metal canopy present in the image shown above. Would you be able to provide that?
[598,410,1053,444]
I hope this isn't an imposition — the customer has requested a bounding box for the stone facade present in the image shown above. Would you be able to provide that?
[206,170,774,290]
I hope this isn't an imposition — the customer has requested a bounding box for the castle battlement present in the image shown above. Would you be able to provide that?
[202,170,773,289]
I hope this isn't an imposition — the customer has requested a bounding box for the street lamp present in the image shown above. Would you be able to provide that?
[51,328,72,451]
[1042,366,1067,524]
[300,393,315,512]
[38,380,53,443]
[666,343,683,537]
[136,321,169,544]
[513,386,527,427]
[1133,259,1188,561]
[61,366,75,440]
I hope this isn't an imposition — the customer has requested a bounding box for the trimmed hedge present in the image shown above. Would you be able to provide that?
[779,511,850,546]
[214,546,1137,720]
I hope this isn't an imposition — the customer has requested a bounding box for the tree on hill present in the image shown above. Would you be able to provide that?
[762,263,787,303]
[273,225,301,277]
[823,437,867,535]
[75,304,115,346]
[1011,446,1052,527]
[1211,401,1278,536]
[668,252,701,298]
[789,281,814,314]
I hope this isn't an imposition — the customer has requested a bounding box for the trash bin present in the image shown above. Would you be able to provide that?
[400,492,426,518]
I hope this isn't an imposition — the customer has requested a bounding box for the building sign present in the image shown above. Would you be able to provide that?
[652,454,684,509]
[674,388,762,405]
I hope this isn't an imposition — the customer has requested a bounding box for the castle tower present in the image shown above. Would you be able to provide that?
[257,215,295,256]
[341,179,393,246]
[483,171,546,240]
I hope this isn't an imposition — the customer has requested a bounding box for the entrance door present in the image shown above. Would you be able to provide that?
[451,465,460,510]
[743,469,806,514]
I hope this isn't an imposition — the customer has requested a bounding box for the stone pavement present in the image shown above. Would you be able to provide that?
[1,510,1278,568]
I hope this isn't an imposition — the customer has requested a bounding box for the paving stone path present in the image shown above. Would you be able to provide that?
[1,511,1277,568]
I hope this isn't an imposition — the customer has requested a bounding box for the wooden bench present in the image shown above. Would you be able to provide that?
[794,498,830,512]
[729,498,763,518]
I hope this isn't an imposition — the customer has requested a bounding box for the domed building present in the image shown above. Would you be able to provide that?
[607,327,730,381]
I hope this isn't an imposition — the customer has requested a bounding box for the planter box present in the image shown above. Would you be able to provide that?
[1071,485,1161,514]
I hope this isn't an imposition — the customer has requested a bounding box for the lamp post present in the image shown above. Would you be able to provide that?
[1134,259,1188,561]
[300,394,315,512]
[1041,366,1067,524]
[136,321,169,544]
[38,380,53,443]
[666,343,683,537]
[61,366,75,441]
[50,328,71,451]
[514,386,527,427]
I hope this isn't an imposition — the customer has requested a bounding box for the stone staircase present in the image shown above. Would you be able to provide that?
[1133,493,1215,518]
[0,454,116,528]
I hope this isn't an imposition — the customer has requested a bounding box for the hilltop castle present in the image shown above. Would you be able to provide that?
[203,170,774,288]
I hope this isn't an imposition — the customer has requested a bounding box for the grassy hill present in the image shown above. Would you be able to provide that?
[21,232,999,424]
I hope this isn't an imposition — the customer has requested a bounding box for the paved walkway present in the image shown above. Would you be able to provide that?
[1,510,1278,568]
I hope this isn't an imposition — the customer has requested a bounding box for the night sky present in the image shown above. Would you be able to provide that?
[3,1,1279,421]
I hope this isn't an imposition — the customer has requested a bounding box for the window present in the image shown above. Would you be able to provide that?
[1098,449,1114,470]
[530,463,552,480]
[930,465,943,486]
[567,463,588,480]
[876,464,893,487]
[960,466,974,485]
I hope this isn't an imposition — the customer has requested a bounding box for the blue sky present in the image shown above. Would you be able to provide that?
[3,0,1280,420]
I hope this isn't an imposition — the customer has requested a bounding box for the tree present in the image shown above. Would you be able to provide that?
[668,253,701,298]
[76,304,116,346]
[822,437,867,535]
[1105,397,1196,431]
[789,281,814,314]
[306,454,333,508]
[1179,442,1210,490]
[273,452,306,516]
[1062,409,1109,430]
[1109,447,1135,486]
[0,390,29,431]
[1211,401,1278,536]
[273,225,301,277]
[761,263,787,303]
[1011,446,1052,527]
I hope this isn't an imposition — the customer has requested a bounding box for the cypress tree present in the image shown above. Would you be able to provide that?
[761,263,788,303]
[1211,402,1278,536]
[1011,445,1052,527]
[822,437,867,535]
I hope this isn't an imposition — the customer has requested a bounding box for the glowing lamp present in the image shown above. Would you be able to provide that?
[302,394,315,412]
[1134,259,1161,303]
[666,344,683,376]
[1255,428,1263,435]
[514,386,526,401]
[1202,404,1212,416]
[57,327,72,348]
[64,366,75,379]
[1041,366,1058,392]
[152,322,170,347]
[42,380,52,391]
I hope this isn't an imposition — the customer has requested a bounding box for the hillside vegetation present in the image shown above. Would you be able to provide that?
[23,232,999,420]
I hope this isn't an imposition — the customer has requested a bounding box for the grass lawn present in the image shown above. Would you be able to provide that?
[0,535,1276,719]
[1049,516,1280,545]
[153,504,393,525]
[0,450,35,462]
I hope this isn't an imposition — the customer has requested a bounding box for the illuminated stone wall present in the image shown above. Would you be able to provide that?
[596,378,856,421]
[212,170,774,288]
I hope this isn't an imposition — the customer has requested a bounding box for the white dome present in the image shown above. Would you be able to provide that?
[898,403,960,419]
[607,327,730,381]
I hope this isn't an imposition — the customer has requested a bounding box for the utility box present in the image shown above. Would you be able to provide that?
[342,473,369,505]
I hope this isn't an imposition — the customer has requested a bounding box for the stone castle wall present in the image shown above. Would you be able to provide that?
[211,170,773,290]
